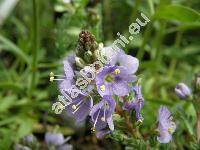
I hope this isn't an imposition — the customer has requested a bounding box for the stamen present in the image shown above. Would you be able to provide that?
[72,100,83,110]
[137,119,143,124]
[101,108,106,122]
[50,78,64,82]
[49,72,65,82]
[168,127,174,134]
[92,109,101,132]
[100,85,105,92]
[72,100,85,114]
[72,105,76,110]
[91,127,95,132]
[50,72,54,77]
[50,76,54,82]
[54,75,65,77]
[114,69,120,75]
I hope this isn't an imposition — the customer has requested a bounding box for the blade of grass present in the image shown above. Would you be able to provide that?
[0,35,29,63]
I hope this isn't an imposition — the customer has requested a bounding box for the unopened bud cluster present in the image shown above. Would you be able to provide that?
[76,31,98,65]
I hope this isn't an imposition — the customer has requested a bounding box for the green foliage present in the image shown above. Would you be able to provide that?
[108,130,147,150]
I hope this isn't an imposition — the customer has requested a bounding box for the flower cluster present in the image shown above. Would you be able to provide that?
[51,31,176,143]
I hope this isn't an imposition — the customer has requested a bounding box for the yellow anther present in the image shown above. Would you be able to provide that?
[50,72,54,77]
[50,76,54,82]
[91,127,95,132]
[101,117,106,122]
[100,85,105,92]
[114,69,120,75]
[72,105,77,110]
[137,119,143,124]
[168,127,173,134]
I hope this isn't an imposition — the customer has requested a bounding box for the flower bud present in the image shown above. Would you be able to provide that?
[84,50,93,63]
[45,132,65,146]
[175,83,191,99]
[75,57,86,68]
[195,73,200,91]
[22,134,37,146]
[76,31,98,55]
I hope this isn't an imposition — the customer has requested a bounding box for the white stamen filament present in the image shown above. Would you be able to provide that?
[92,109,101,131]
[49,72,65,82]
[72,100,85,114]
[52,79,64,81]
[101,107,106,122]
[54,75,65,77]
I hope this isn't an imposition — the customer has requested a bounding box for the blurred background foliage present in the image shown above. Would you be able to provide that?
[0,0,200,149]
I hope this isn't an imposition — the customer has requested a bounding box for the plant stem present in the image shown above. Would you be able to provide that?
[29,0,39,97]
[130,0,141,23]
[103,0,113,40]
[147,0,154,16]
[137,22,152,60]
[168,32,182,78]
[197,111,200,143]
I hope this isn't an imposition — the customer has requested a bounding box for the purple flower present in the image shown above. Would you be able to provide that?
[90,96,116,138]
[157,106,176,143]
[175,83,191,99]
[101,46,139,74]
[101,46,124,63]
[58,58,75,91]
[45,133,72,150]
[57,58,93,123]
[50,57,75,95]
[57,144,73,150]
[65,94,93,123]
[123,85,144,121]
[45,132,65,146]
[63,59,74,80]
[96,66,136,96]
[22,134,37,146]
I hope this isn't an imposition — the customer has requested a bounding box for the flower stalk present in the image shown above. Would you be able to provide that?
[29,0,39,97]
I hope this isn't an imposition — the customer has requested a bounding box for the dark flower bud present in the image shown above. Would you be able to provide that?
[76,31,98,57]
[175,83,191,99]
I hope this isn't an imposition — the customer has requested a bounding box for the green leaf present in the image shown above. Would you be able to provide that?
[16,118,34,140]
[0,35,29,63]
[154,5,200,23]
[0,82,23,92]
[0,95,16,112]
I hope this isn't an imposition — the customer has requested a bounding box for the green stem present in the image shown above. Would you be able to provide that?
[197,111,200,143]
[103,0,113,40]
[168,32,182,78]
[130,0,141,23]
[147,0,154,16]
[155,21,166,62]
[137,22,152,60]
[29,0,39,97]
